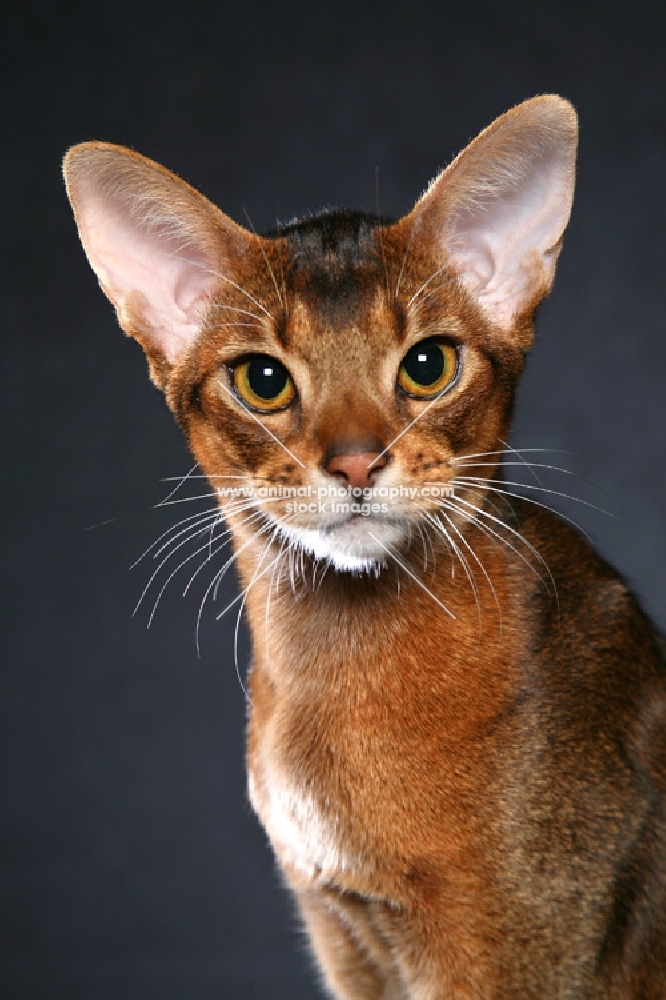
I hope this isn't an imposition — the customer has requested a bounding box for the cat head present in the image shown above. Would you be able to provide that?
[63,96,577,573]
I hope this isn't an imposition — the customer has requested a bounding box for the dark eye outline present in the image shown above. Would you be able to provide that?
[230,354,297,413]
[396,338,461,400]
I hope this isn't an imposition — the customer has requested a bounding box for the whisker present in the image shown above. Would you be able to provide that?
[451,461,579,475]
[452,479,597,543]
[274,219,290,317]
[160,475,249,482]
[367,532,456,620]
[415,520,431,572]
[195,513,275,653]
[500,437,544,489]
[442,497,546,596]
[242,207,285,312]
[211,303,266,323]
[155,492,220,507]
[394,222,417,300]
[157,463,198,505]
[265,536,289,662]
[451,447,570,463]
[133,519,225,612]
[135,504,278,623]
[144,533,233,627]
[183,510,263,597]
[211,512,278,600]
[453,476,613,517]
[423,506,504,636]
[130,507,221,567]
[150,511,226,562]
[217,379,306,469]
[233,526,284,703]
[406,263,450,310]
[443,494,558,608]
[418,507,482,627]
[175,254,276,322]
[216,550,283,622]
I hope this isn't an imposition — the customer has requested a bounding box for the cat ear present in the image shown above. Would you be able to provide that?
[405,95,578,338]
[63,142,257,379]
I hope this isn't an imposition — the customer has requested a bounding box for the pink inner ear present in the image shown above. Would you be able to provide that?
[444,157,575,328]
[406,97,577,331]
[75,193,220,362]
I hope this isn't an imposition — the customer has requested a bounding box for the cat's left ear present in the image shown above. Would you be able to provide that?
[401,95,578,345]
[63,142,261,386]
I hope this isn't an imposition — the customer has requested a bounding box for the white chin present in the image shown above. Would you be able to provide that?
[279,518,408,573]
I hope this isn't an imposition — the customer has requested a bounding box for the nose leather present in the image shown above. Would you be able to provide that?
[326,451,388,489]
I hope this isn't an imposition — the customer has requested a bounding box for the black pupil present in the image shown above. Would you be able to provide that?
[247,356,288,399]
[403,341,445,387]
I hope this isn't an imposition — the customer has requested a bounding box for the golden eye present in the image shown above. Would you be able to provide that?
[232,355,296,412]
[397,340,459,399]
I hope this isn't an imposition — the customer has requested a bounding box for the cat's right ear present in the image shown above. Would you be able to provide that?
[62,143,258,387]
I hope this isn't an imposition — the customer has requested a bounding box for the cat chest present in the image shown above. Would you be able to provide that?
[247,741,363,882]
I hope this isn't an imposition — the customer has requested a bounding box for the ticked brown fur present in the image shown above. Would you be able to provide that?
[64,97,666,998]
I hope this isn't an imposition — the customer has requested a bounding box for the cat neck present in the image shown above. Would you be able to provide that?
[236,514,533,740]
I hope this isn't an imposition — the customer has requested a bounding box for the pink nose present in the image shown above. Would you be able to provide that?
[325,451,388,490]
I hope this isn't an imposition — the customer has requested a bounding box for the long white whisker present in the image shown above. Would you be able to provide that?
[419,507,482,627]
[425,506,504,636]
[451,479,595,543]
[184,510,265,597]
[451,447,570,463]
[450,461,578,475]
[265,537,289,662]
[136,506,273,622]
[194,513,276,654]
[367,533,456,620]
[133,519,228,616]
[144,534,233,627]
[156,463,198,505]
[445,494,558,609]
[394,222,417,300]
[440,496,546,592]
[211,302,267,323]
[176,254,275,321]
[234,525,285,703]
[454,476,613,516]
[131,507,221,567]
[368,381,456,470]
[500,437,544,489]
[242,208,285,311]
[151,511,225,560]
[216,551,283,621]
[406,263,450,310]
[217,379,306,469]
[160,475,250,482]
[155,492,220,507]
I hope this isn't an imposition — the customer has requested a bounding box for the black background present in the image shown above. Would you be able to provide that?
[2,2,666,997]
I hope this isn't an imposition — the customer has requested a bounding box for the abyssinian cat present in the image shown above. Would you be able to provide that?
[63,96,666,998]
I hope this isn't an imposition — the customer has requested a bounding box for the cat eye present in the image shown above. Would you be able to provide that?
[397,339,459,399]
[232,355,296,412]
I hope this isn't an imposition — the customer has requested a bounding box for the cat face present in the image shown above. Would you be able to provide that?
[63,96,577,573]
[166,212,522,571]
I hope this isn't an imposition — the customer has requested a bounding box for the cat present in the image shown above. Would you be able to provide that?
[63,96,666,998]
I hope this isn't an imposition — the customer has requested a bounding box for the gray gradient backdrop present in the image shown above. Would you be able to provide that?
[2,2,666,997]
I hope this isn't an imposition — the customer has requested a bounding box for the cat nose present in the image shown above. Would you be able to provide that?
[325,450,388,490]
